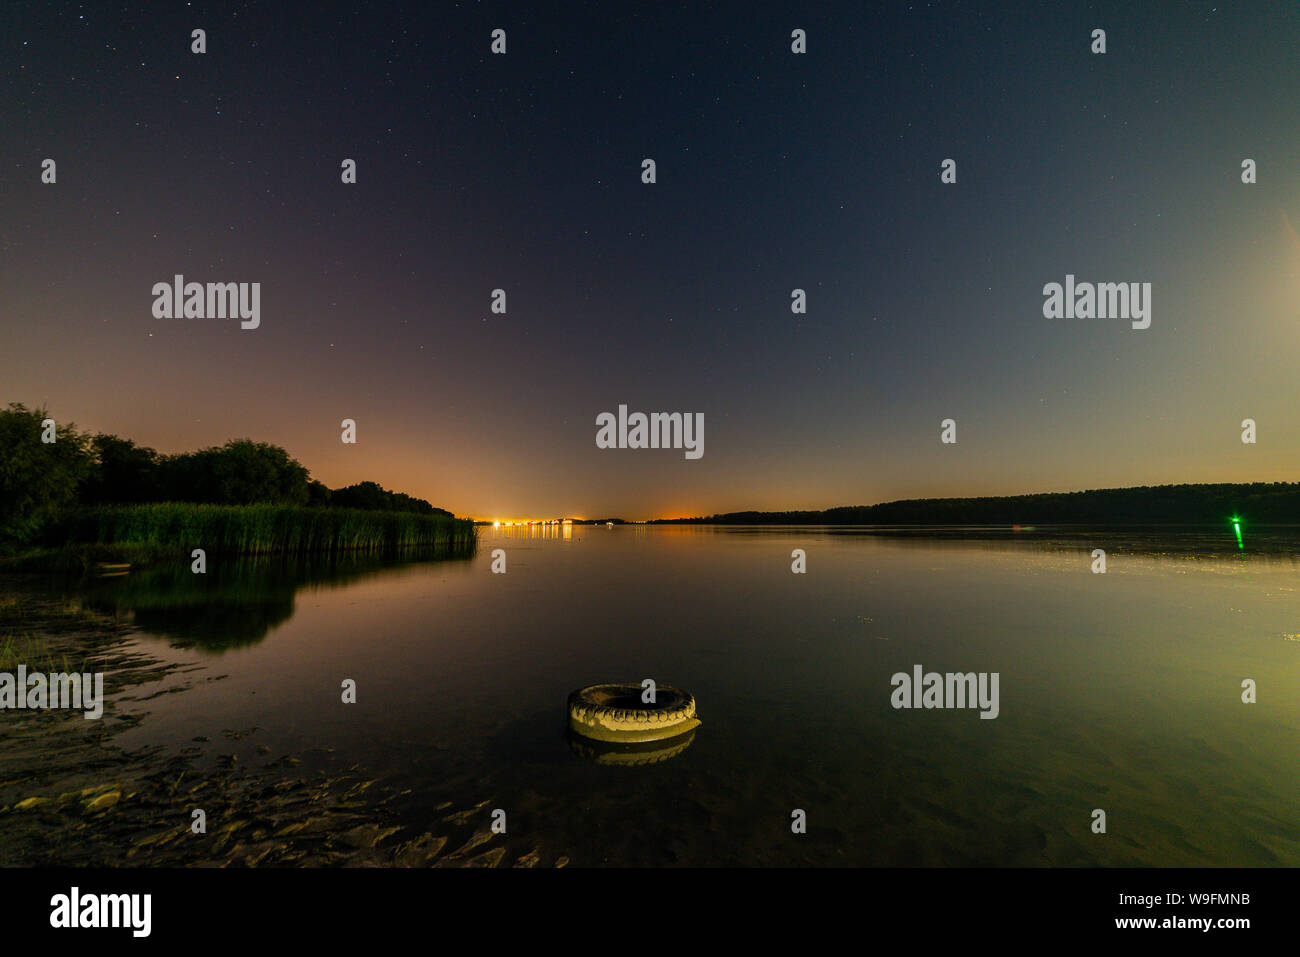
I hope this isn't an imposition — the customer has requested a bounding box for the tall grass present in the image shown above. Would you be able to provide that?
[0,634,88,675]
[39,503,476,556]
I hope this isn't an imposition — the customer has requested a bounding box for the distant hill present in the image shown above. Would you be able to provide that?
[651,484,1300,525]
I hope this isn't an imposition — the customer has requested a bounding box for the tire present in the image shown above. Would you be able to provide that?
[567,683,701,743]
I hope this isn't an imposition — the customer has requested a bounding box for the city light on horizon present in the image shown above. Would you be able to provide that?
[3,2,1298,520]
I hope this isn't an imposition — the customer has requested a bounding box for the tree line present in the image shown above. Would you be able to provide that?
[0,403,450,544]
[650,484,1300,525]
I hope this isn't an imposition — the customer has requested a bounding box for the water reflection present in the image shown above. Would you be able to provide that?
[648,523,1300,562]
[489,523,575,541]
[567,728,698,766]
[73,543,476,653]
[28,524,1300,865]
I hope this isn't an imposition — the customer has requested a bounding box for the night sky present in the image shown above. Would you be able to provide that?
[2,1,1298,520]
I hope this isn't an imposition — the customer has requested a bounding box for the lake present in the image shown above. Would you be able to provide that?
[22,524,1300,866]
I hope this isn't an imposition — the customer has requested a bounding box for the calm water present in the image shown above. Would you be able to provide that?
[77,525,1300,865]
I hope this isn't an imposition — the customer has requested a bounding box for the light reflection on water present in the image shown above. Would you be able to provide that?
[85,525,1300,865]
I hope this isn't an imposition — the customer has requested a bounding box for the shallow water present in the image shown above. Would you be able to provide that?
[61,525,1300,865]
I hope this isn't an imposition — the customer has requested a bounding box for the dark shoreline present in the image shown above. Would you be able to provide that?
[0,582,559,868]
[648,482,1300,526]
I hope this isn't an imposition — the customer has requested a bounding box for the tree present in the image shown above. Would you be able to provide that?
[329,481,446,515]
[307,480,332,506]
[84,435,163,504]
[159,440,310,505]
[0,404,95,543]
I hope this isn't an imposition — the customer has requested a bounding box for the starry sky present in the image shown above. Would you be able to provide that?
[2,1,1299,520]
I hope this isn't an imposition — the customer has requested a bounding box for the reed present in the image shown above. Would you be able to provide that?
[39,503,476,556]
